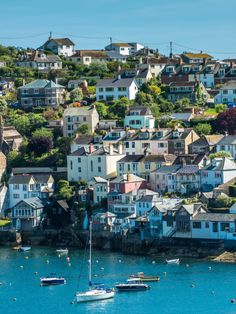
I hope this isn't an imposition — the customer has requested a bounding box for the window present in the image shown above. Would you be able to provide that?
[99,95,104,100]
[145,163,150,170]
[193,222,201,229]
[125,142,129,148]
[13,184,19,190]
[221,223,229,231]
[78,157,81,163]
[105,87,114,92]
[132,142,135,148]
[118,87,126,92]
[70,161,73,170]
[91,161,93,172]
[13,194,20,199]
[98,157,101,163]
[205,222,209,228]
[223,90,228,94]
[98,166,101,173]
[78,167,81,173]
[83,117,87,122]
[23,184,27,191]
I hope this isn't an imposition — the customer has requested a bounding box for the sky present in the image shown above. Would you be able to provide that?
[0,0,236,59]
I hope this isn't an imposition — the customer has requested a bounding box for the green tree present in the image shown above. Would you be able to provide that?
[32,127,53,139]
[0,99,7,114]
[195,123,212,135]
[215,104,227,113]
[70,87,83,102]
[95,102,108,118]
[209,151,232,159]
[77,124,90,135]
[109,97,131,119]
[13,115,31,136]
[57,180,74,201]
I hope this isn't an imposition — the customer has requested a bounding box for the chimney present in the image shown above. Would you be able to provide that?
[118,142,123,155]
[89,144,94,154]
[109,144,114,155]
[203,157,207,167]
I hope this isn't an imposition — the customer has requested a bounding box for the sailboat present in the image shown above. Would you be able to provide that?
[76,220,115,302]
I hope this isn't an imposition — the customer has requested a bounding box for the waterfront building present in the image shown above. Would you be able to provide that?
[89,176,109,204]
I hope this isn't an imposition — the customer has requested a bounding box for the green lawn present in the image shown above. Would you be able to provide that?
[204,108,218,116]
[0,219,11,227]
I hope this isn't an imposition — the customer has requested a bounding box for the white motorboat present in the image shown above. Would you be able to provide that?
[166,258,180,265]
[76,220,115,303]
[116,278,150,291]
[41,274,66,286]
[19,246,31,252]
[56,248,69,254]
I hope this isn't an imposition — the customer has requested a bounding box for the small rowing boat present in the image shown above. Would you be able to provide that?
[19,246,31,252]
[166,258,180,265]
[56,248,69,254]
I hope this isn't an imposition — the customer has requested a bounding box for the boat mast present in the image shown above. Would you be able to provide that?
[89,219,92,288]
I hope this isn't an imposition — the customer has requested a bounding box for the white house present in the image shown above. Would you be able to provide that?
[216,135,236,159]
[105,42,144,56]
[0,185,8,215]
[11,197,44,231]
[63,106,99,136]
[124,106,155,129]
[67,145,125,182]
[8,174,54,208]
[214,80,236,105]
[88,177,109,204]
[201,157,236,191]
[40,37,75,57]
[96,77,138,101]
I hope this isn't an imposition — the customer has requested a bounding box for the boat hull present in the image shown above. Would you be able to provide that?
[76,290,114,302]
[41,278,66,286]
[116,284,150,291]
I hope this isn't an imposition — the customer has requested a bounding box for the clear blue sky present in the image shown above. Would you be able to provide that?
[1,0,236,59]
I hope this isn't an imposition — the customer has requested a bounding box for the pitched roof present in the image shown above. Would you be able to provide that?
[111,174,145,183]
[14,197,43,209]
[44,38,74,46]
[203,157,236,171]
[156,165,181,174]
[220,80,236,89]
[217,135,236,145]
[96,77,136,88]
[18,79,64,89]
[126,106,153,116]
[8,174,35,184]
[118,155,144,163]
[182,53,212,59]
[176,165,199,174]
[91,176,108,183]
[112,43,131,47]
[192,213,236,222]
[72,50,108,58]
[63,106,97,116]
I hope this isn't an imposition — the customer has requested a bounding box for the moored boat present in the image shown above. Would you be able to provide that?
[116,278,150,292]
[56,248,69,254]
[19,246,31,252]
[40,275,66,286]
[166,258,180,265]
[130,272,160,282]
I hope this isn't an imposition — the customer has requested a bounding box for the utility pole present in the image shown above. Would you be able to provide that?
[110,37,112,46]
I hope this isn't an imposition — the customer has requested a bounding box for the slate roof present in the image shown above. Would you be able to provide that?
[20,51,61,63]
[96,77,135,88]
[176,165,199,174]
[44,38,74,46]
[118,155,144,163]
[220,80,236,89]
[136,194,160,203]
[217,135,236,146]
[63,106,97,116]
[8,174,35,184]
[202,157,236,171]
[126,106,152,116]
[182,53,213,59]
[14,197,43,209]
[73,135,95,145]
[192,213,236,222]
[69,146,120,156]
[72,50,108,58]
[91,176,108,183]
[170,112,193,121]
[111,174,145,183]
[156,165,181,174]
[18,79,64,89]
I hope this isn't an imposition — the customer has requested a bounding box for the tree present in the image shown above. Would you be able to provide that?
[209,151,232,159]
[13,115,31,136]
[0,99,7,114]
[215,104,227,113]
[28,136,53,156]
[77,124,90,135]
[95,102,108,118]
[174,97,191,112]
[32,127,53,139]
[57,180,74,201]
[214,108,236,134]
[70,87,83,102]
[211,195,233,208]
[195,123,212,135]
[109,97,131,119]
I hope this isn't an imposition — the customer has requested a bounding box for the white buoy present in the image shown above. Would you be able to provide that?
[119,260,122,263]
[25,256,29,260]
[163,272,167,276]
[34,272,38,275]
[186,264,189,268]
[211,291,215,295]
[66,257,70,262]
[96,260,99,263]
[231,299,236,304]
[46,260,49,264]
[208,266,212,270]
[101,267,104,270]
[13,298,17,301]
[20,265,24,269]
[68,263,71,267]
[190,284,195,288]
[152,261,156,264]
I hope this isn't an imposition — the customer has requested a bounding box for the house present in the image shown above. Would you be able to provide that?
[88,177,109,204]
[117,153,176,180]
[0,185,8,215]
[67,145,125,182]
[62,106,99,136]
[167,81,208,103]
[0,118,23,155]
[11,197,44,231]
[181,52,213,64]
[0,79,14,96]
[40,37,75,57]
[105,42,144,56]
[124,106,155,129]
[16,50,62,71]
[67,79,88,90]
[102,128,127,145]
[135,68,153,87]
[191,213,236,240]
[135,194,161,216]
[214,81,236,106]
[18,79,65,108]
[168,128,200,155]
[189,135,224,154]
[68,50,108,65]
[216,135,236,159]
[93,211,117,232]
[150,165,181,193]
[98,120,117,130]
[45,200,71,227]
[8,174,54,208]
[70,134,103,153]
[0,152,6,181]
[96,77,138,101]
[200,157,236,191]
[108,173,147,214]
[105,51,128,63]
[175,165,200,194]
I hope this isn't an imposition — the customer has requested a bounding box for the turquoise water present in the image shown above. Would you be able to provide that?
[1,248,236,314]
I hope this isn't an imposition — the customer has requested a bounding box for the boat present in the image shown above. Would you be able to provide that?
[166,258,180,265]
[115,278,150,291]
[41,274,66,286]
[56,248,69,254]
[12,245,21,251]
[76,220,115,303]
[19,246,31,252]
[130,272,160,282]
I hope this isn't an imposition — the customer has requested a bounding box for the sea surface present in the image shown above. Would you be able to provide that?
[1,247,236,314]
